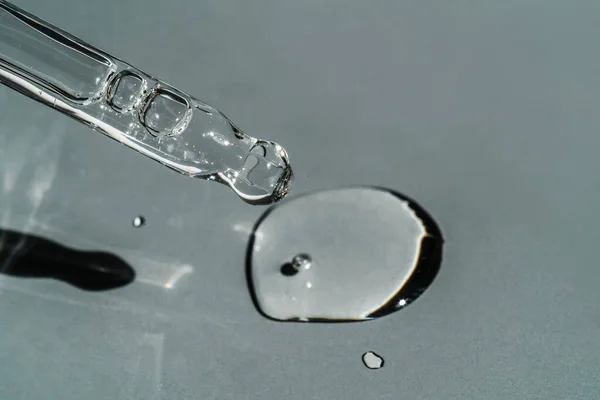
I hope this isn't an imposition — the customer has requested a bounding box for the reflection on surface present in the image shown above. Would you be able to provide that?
[125,332,165,400]
[0,228,135,291]
[134,257,193,290]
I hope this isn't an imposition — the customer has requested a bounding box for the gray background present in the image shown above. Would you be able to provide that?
[1,0,599,399]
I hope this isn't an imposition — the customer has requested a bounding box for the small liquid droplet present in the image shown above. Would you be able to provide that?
[247,187,444,322]
[132,216,145,228]
[362,352,384,370]
[292,254,312,270]
[280,253,312,276]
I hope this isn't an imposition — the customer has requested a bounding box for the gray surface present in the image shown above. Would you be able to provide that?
[1,0,599,399]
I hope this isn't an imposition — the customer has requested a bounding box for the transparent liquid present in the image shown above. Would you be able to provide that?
[362,352,384,370]
[247,187,444,322]
[132,216,145,228]
[0,1,292,204]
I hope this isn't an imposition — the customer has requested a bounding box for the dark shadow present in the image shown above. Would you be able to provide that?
[0,228,135,291]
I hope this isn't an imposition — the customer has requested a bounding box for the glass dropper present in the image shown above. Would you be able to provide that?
[0,0,293,204]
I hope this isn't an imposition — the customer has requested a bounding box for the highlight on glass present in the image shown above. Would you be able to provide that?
[0,0,293,204]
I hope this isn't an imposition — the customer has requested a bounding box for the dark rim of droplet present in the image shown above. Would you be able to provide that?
[365,187,443,319]
[362,351,384,369]
[245,186,445,323]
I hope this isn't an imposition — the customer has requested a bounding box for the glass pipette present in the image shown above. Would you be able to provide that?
[0,0,293,204]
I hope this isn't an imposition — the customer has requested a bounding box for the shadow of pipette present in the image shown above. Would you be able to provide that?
[0,228,135,291]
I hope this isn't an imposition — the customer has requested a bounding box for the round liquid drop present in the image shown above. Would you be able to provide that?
[247,187,444,322]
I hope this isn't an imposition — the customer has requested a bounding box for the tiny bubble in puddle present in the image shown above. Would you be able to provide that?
[362,352,384,370]
[132,216,145,228]
[280,253,312,277]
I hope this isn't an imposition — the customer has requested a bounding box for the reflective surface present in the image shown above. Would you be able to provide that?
[0,1,292,205]
[2,0,600,399]
[248,187,443,322]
